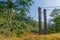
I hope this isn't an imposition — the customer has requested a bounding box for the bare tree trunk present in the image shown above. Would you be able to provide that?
[7,9,11,27]
[7,9,14,36]
[38,7,42,34]
[43,9,47,34]
[7,9,13,31]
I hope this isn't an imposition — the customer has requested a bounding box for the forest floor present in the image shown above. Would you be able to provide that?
[0,33,60,40]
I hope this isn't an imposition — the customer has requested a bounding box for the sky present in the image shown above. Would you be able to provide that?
[30,0,60,21]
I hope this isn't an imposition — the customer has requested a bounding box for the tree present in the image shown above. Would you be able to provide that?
[50,9,60,33]
[0,0,33,26]
[0,0,33,36]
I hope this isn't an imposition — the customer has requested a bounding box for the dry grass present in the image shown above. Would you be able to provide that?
[0,33,60,40]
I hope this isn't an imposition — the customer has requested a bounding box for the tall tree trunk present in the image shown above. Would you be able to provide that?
[7,9,14,36]
[38,7,42,34]
[43,9,47,34]
[7,9,13,31]
[7,9,11,27]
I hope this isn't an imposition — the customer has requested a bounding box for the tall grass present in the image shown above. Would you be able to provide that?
[0,33,60,40]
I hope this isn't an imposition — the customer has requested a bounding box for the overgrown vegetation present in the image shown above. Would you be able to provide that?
[0,33,60,40]
[0,0,60,39]
[48,9,60,33]
[0,0,39,37]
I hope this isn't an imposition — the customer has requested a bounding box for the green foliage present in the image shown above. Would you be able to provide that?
[0,0,39,37]
[49,9,60,33]
[0,11,38,36]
